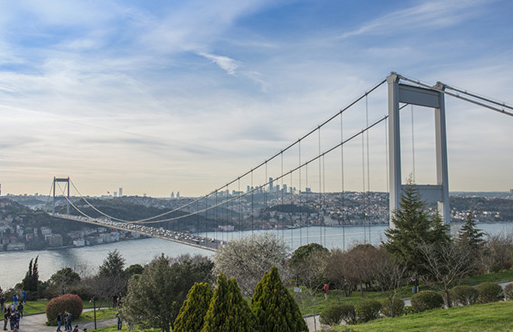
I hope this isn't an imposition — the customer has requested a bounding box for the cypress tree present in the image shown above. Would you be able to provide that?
[202,274,255,332]
[174,282,213,332]
[251,266,308,332]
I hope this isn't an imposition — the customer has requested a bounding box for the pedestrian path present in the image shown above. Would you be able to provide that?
[9,311,116,332]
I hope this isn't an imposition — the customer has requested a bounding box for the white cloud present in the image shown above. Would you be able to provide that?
[198,52,239,75]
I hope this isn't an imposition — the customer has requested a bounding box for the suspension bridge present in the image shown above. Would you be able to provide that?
[49,72,513,252]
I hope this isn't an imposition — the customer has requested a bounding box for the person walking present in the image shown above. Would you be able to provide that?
[323,283,329,300]
[3,309,9,331]
[56,312,62,332]
[116,311,122,330]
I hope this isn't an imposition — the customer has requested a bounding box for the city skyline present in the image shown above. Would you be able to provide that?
[0,0,512,197]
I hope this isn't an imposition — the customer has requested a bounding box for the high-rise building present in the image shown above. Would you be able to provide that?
[119,188,123,197]
[269,177,273,192]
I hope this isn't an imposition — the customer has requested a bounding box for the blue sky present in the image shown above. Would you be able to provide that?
[0,0,512,197]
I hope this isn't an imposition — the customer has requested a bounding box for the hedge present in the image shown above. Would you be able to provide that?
[380,298,405,317]
[450,285,479,306]
[45,294,83,325]
[319,304,356,326]
[476,282,503,304]
[411,291,444,313]
[355,300,381,323]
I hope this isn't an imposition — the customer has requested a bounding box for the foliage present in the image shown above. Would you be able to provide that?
[383,183,450,275]
[99,249,126,278]
[251,266,308,332]
[173,282,213,332]
[373,248,408,317]
[213,233,288,296]
[288,243,329,290]
[410,290,444,313]
[320,304,356,326]
[45,294,83,325]
[457,211,485,254]
[476,282,504,303]
[123,254,213,332]
[354,300,381,323]
[450,285,479,306]
[483,233,513,272]
[49,267,81,287]
[380,298,404,317]
[201,274,256,332]
[504,283,513,300]
[125,264,144,278]
[22,256,40,300]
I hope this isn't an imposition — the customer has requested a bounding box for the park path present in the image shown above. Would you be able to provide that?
[12,310,117,332]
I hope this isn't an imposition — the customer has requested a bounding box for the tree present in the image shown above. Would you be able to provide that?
[458,211,485,254]
[373,248,408,318]
[418,240,474,308]
[383,183,450,275]
[484,233,513,272]
[173,282,213,332]
[345,244,381,297]
[123,254,213,332]
[251,266,308,332]
[201,274,255,332]
[288,243,329,290]
[125,264,144,278]
[213,233,288,295]
[22,256,40,299]
[324,249,357,297]
[49,268,81,287]
[99,249,126,278]
[94,250,127,300]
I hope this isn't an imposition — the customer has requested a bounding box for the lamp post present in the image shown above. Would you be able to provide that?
[90,297,97,330]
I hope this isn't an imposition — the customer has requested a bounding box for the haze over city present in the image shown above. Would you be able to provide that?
[0,0,512,197]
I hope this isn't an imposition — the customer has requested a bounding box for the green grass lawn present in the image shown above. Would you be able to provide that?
[329,300,513,332]
[78,308,118,323]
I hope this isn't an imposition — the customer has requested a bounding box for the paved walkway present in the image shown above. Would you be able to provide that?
[8,311,117,332]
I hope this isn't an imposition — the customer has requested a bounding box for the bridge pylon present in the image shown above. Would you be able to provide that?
[388,72,450,227]
[53,176,70,215]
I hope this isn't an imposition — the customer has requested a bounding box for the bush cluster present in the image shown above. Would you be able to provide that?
[450,285,479,306]
[411,291,444,313]
[355,300,381,323]
[319,304,355,326]
[380,298,405,317]
[476,282,503,303]
[45,294,83,325]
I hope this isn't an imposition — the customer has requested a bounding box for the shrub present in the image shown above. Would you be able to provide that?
[45,294,83,325]
[476,282,504,303]
[320,304,356,326]
[504,260,512,270]
[504,283,513,300]
[380,298,405,317]
[355,300,381,323]
[450,285,479,306]
[411,291,444,313]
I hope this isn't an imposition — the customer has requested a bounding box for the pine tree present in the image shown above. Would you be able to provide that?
[201,274,255,332]
[251,266,308,332]
[384,184,451,274]
[458,211,484,253]
[174,282,213,332]
[22,256,40,299]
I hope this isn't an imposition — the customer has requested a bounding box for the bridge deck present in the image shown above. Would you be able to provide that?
[52,213,220,252]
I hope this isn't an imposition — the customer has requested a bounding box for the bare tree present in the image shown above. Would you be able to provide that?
[418,241,475,307]
[483,233,513,272]
[373,248,409,317]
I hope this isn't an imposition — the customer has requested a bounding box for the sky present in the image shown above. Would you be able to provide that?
[0,0,512,197]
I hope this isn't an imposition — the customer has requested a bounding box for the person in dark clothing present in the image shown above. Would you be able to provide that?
[3,310,9,331]
[56,312,62,332]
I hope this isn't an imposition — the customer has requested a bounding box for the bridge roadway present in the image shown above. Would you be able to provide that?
[52,213,220,252]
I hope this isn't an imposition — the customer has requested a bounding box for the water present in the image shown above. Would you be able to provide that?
[1,223,512,289]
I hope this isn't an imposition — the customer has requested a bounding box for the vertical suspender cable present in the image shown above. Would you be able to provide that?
[251,170,254,237]
[238,177,242,239]
[306,162,309,244]
[281,152,285,242]
[366,94,371,243]
[299,140,303,247]
[362,132,367,243]
[340,111,346,251]
[322,154,326,247]
[411,105,416,182]
[318,127,323,246]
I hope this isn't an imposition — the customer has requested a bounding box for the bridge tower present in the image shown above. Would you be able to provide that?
[53,177,71,215]
[388,72,450,227]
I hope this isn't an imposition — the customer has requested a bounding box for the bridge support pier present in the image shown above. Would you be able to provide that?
[388,73,450,227]
[53,177,70,215]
